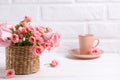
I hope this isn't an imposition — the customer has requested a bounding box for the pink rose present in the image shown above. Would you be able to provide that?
[5,69,15,78]
[0,23,12,47]
[33,31,41,37]
[17,27,27,35]
[44,32,61,46]
[43,32,61,48]
[36,26,45,34]
[50,59,59,67]
[0,24,12,40]
[20,16,31,26]
[12,34,19,43]
[26,26,34,32]
[43,41,54,51]
[90,48,100,54]
[43,42,49,48]
[29,36,35,43]
[24,16,31,22]
[43,32,53,41]
[50,32,61,47]
[0,39,11,47]
[32,46,44,56]
[43,42,51,51]
[35,37,43,44]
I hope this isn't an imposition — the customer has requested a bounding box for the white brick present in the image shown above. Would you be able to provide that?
[76,0,120,2]
[0,0,11,4]
[99,39,120,53]
[42,5,105,21]
[76,0,106,2]
[37,0,74,3]
[108,0,120,1]
[0,5,40,22]
[14,0,74,3]
[88,23,120,38]
[13,0,36,3]
[108,4,120,19]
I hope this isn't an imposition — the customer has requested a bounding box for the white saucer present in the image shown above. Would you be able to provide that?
[68,48,103,59]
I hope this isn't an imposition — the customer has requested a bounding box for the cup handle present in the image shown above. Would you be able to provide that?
[93,39,99,47]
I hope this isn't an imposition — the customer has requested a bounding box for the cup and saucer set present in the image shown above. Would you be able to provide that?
[68,34,103,59]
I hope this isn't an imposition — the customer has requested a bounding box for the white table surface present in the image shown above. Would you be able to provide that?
[0,52,120,80]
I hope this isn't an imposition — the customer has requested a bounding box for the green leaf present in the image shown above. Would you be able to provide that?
[36,42,40,46]
[26,31,32,38]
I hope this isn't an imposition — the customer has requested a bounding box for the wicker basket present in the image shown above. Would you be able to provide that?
[6,46,40,75]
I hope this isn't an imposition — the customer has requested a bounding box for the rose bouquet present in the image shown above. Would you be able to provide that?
[0,16,61,76]
[0,16,61,56]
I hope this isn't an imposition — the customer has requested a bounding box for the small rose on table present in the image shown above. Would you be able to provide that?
[5,69,15,78]
[50,59,59,67]
[44,59,59,68]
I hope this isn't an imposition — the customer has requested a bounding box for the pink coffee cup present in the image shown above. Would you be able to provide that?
[79,34,99,55]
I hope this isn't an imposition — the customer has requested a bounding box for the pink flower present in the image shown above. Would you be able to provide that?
[43,32,61,49]
[19,16,31,26]
[36,26,45,34]
[43,33,52,41]
[26,26,34,32]
[29,36,35,43]
[24,16,31,22]
[12,34,19,43]
[43,42,49,48]
[0,39,11,47]
[35,37,43,44]
[50,32,61,47]
[32,46,44,56]
[89,48,100,54]
[17,27,27,35]
[0,23,12,47]
[43,42,50,51]
[43,41,54,51]
[33,31,41,37]
[5,69,15,78]
[50,59,59,67]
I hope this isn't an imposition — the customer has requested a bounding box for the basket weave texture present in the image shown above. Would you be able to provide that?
[6,46,40,75]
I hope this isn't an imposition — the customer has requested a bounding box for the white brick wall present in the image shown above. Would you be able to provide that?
[0,0,120,53]
[0,0,11,4]
[42,5,105,21]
